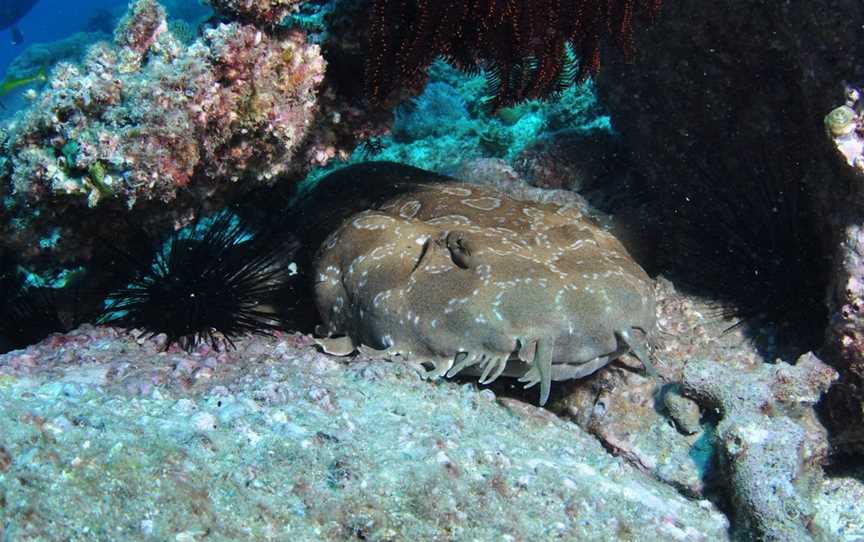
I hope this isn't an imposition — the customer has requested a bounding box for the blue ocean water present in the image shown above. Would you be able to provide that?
[0,0,126,76]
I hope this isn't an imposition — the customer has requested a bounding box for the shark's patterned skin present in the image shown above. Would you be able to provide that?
[312,171,656,405]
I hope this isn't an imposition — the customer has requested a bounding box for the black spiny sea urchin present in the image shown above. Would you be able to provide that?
[100,211,294,351]
[1,249,100,353]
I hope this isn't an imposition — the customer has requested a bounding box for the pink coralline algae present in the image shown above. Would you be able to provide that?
[207,0,301,25]
[114,0,168,60]
[2,0,325,207]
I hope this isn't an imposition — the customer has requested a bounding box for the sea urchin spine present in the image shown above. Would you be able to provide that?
[100,211,293,351]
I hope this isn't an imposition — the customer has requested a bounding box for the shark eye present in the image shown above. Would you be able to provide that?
[445,231,475,269]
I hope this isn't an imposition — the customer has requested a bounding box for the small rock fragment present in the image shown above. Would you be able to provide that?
[663,386,702,435]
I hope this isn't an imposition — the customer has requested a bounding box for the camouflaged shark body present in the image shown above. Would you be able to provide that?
[312,172,656,405]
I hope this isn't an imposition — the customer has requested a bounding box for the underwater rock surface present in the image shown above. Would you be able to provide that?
[823,90,864,458]
[0,326,729,541]
[546,276,864,542]
[595,0,864,459]
[680,354,837,541]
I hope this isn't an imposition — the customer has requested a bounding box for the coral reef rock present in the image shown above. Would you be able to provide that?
[595,0,864,459]
[207,0,301,25]
[549,276,863,541]
[0,0,324,269]
[0,326,729,541]
[680,353,836,541]
[823,88,864,456]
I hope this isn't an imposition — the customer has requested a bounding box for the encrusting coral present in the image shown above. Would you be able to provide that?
[0,0,325,274]
[822,87,864,456]
[114,0,168,64]
[3,0,324,207]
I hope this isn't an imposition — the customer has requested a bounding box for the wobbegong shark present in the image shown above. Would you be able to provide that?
[296,162,658,406]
